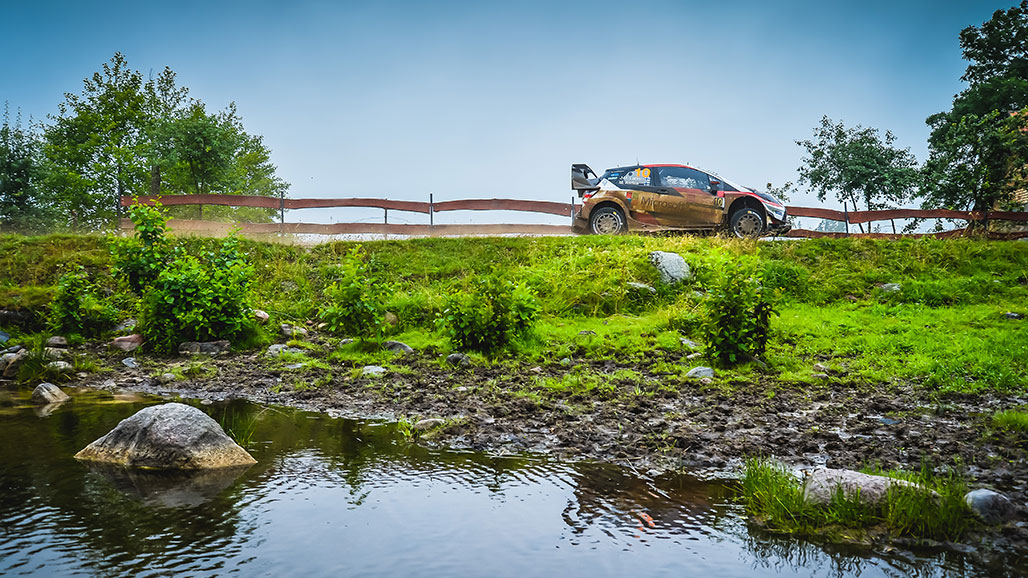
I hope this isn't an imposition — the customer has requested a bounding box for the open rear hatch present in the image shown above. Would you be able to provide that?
[572,164,599,197]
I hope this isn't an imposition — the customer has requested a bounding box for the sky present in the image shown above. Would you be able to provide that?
[0,0,1014,225]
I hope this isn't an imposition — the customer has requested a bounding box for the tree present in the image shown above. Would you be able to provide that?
[924,2,1028,212]
[796,116,920,232]
[0,105,50,232]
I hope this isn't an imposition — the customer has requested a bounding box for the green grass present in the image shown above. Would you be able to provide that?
[741,458,975,542]
[993,409,1028,432]
[1,233,1026,393]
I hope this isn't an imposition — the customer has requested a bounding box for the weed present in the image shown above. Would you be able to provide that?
[701,255,777,366]
[317,245,390,340]
[993,409,1028,432]
[436,272,539,354]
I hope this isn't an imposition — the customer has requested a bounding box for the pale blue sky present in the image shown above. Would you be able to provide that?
[0,0,1012,222]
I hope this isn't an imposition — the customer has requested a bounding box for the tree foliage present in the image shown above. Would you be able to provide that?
[796,116,920,229]
[0,105,48,232]
[924,1,1028,211]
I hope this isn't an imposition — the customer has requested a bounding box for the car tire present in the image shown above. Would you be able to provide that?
[729,208,765,238]
[589,206,626,235]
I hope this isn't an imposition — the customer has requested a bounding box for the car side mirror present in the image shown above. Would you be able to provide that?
[709,180,720,193]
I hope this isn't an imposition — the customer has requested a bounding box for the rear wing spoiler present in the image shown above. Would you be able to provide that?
[572,163,599,196]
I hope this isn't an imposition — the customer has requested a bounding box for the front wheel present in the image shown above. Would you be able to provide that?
[589,206,627,235]
[729,208,764,238]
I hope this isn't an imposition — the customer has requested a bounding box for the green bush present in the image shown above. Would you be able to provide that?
[702,257,777,366]
[47,267,116,337]
[318,245,390,339]
[139,241,255,354]
[437,274,539,353]
[111,200,171,294]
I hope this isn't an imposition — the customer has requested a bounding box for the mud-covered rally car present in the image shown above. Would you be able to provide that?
[572,163,790,237]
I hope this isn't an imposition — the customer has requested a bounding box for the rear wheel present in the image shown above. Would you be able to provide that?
[589,206,626,235]
[729,208,764,238]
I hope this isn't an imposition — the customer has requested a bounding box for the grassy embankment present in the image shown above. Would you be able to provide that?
[2,233,1026,395]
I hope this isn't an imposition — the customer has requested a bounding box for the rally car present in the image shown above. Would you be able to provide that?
[571,163,790,237]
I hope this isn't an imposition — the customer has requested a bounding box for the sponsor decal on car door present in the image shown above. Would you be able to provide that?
[655,167,722,227]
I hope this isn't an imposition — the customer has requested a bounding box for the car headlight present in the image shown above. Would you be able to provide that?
[765,204,786,221]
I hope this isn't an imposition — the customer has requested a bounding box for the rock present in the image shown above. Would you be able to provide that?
[578,330,596,336]
[648,251,691,284]
[699,377,713,386]
[43,347,67,361]
[32,382,71,404]
[813,363,829,372]
[110,334,144,352]
[812,373,830,380]
[382,340,413,355]
[280,324,308,338]
[362,365,386,377]
[880,283,901,293]
[1,348,30,379]
[964,489,1016,525]
[627,281,656,294]
[83,462,250,508]
[803,468,928,506]
[157,373,178,384]
[446,353,471,367]
[74,403,256,469]
[384,311,399,328]
[681,338,700,350]
[114,318,137,333]
[253,309,270,324]
[686,366,715,379]
[1004,312,1023,320]
[178,340,231,356]
[266,344,304,357]
[338,338,354,346]
[414,418,445,432]
[686,352,702,360]
[0,352,16,373]
[122,357,138,369]
[46,361,73,373]
[46,336,68,348]
[560,357,572,367]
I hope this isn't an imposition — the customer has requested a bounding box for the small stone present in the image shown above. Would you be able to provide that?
[362,365,387,377]
[266,344,304,357]
[627,281,656,294]
[1004,312,1023,320]
[446,353,471,367]
[2,348,30,379]
[76,372,89,379]
[804,468,929,506]
[338,338,354,346]
[122,357,139,369]
[813,363,828,372]
[254,309,270,324]
[964,489,1016,525]
[560,357,572,367]
[47,336,69,348]
[280,324,308,338]
[32,382,70,404]
[699,377,713,386]
[43,347,67,361]
[114,318,137,333]
[578,330,597,336]
[110,334,144,352]
[686,366,715,379]
[413,418,445,432]
[681,338,700,350]
[284,363,304,370]
[384,311,399,327]
[47,361,73,372]
[648,251,691,284]
[812,373,830,379]
[178,340,231,356]
[880,283,901,293]
[382,341,413,355]
[157,373,177,384]
[686,352,702,360]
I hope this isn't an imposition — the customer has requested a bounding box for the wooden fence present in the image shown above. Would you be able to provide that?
[119,194,1028,239]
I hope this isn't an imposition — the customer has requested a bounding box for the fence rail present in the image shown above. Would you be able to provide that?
[120,194,1028,239]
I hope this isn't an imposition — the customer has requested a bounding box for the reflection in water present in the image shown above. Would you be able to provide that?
[0,390,1015,577]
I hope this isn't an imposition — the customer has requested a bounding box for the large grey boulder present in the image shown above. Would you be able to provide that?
[648,251,691,284]
[686,366,715,379]
[75,403,256,469]
[964,489,1016,525]
[32,382,70,404]
[803,468,928,506]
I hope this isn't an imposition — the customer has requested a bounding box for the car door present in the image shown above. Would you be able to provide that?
[606,166,664,223]
[654,166,723,228]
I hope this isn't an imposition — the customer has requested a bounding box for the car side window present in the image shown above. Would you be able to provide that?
[658,167,710,192]
[617,167,651,187]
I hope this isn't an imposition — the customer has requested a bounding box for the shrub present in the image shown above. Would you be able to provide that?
[47,267,116,337]
[437,274,539,353]
[701,257,777,366]
[111,200,170,294]
[139,240,254,354]
[318,246,390,339]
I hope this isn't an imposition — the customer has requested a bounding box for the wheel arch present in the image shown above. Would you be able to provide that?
[727,197,766,223]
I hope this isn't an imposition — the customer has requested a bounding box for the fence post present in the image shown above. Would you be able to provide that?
[843,202,849,237]
[429,193,434,228]
[279,194,285,235]
[571,196,576,225]
[384,208,388,224]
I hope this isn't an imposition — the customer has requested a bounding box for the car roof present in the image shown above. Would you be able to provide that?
[607,163,698,171]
